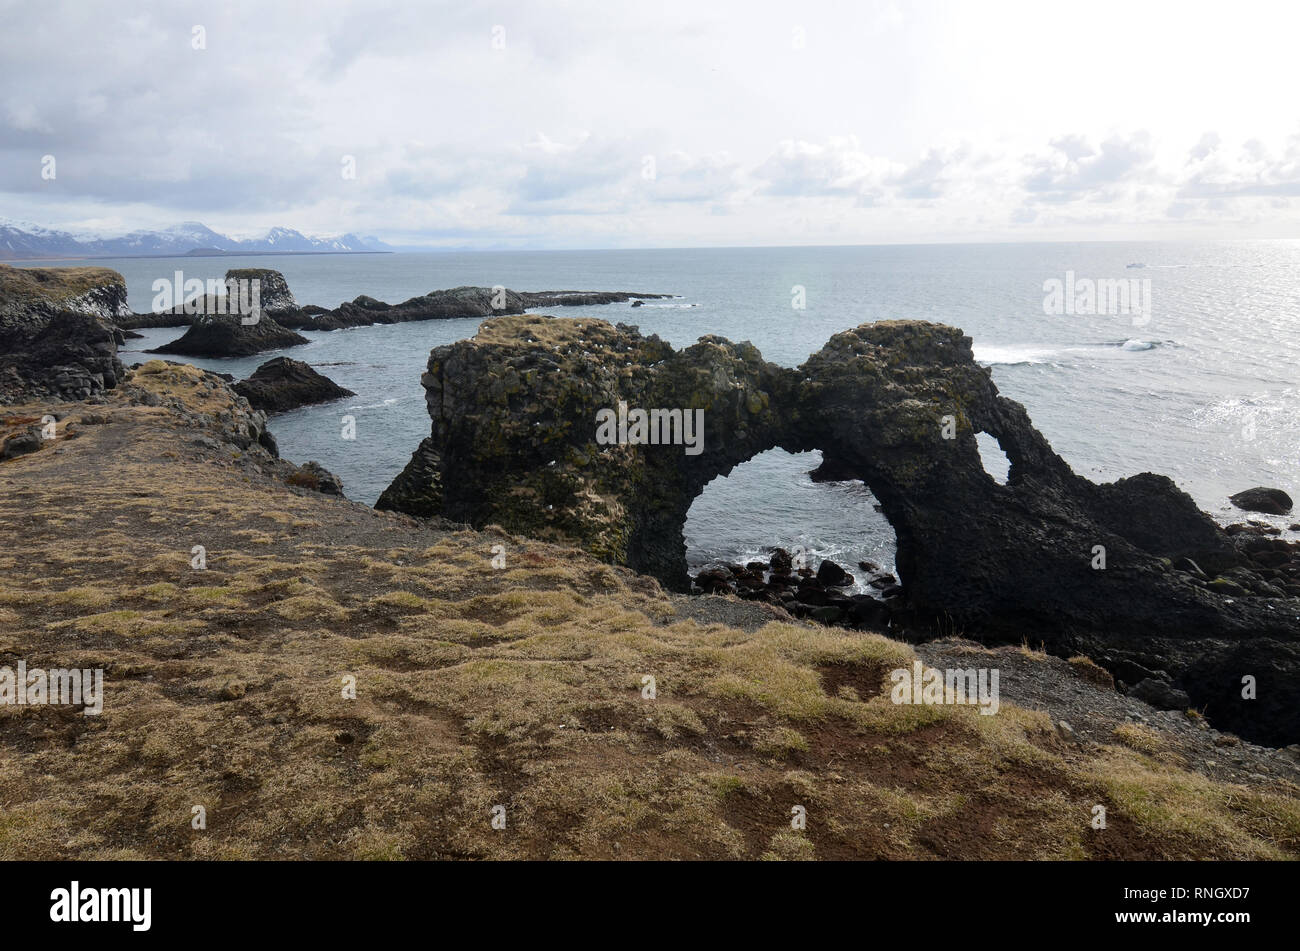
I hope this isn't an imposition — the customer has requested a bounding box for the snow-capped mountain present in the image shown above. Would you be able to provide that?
[0,219,392,259]
[0,221,88,257]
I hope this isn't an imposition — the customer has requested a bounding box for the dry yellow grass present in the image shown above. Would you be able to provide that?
[0,371,1297,860]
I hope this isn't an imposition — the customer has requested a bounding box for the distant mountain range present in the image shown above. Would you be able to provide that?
[0,220,394,259]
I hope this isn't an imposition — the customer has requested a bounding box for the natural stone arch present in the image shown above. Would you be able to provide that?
[377,315,806,588]
[378,314,1300,743]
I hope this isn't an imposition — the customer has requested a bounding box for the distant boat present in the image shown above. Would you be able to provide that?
[1126,262,1146,269]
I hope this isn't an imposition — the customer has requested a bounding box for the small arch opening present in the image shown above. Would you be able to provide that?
[975,431,1011,485]
[684,448,898,599]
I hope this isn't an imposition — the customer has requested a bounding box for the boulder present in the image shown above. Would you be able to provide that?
[809,605,845,624]
[815,559,850,586]
[1230,486,1293,516]
[1,429,44,460]
[693,566,733,595]
[287,460,344,496]
[233,357,355,414]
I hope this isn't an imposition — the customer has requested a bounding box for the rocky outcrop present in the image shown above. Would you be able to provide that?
[115,270,670,335]
[378,315,1300,744]
[287,460,344,495]
[226,268,298,315]
[233,357,355,413]
[147,313,309,358]
[0,264,131,342]
[277,286,670,331]
[377,315,791,571]
[117,267,298,330]
[0,266,131,404]
[119,360,341,497]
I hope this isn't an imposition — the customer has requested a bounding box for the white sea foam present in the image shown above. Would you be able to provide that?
[973,344,1060,366]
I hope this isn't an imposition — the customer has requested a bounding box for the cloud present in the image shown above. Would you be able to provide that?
[1175,131,1300,201]
[642,151,743,204]
[1022,132,1157,202]
[753,137,897,203]
[889,146,969,200]
[2,1,1299,245]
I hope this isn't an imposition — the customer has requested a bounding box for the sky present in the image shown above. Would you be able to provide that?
[2,0,1299,249]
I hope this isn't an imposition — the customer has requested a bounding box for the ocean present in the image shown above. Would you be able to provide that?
[39,241,1300,586]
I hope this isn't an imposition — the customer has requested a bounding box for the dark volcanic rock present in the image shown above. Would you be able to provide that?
[148,314,309,358]
[277,286,671,331]
[816,559,850,586]
[377,314,1300,744]
[0,311,127,403]
[118,268,300,330]
[0,265,131,403]
[1230,486,1293,515]
[115,310,193,330]
[233,357,355,414]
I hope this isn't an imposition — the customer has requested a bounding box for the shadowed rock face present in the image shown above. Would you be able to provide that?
[378,315,1300,744]
[0,311,127,403]
[0,266,130,403]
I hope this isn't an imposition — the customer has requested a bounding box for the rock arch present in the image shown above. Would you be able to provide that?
[377,314,1300,743]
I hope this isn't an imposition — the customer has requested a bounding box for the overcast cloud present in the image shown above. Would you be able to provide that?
[2,0,1299,248]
